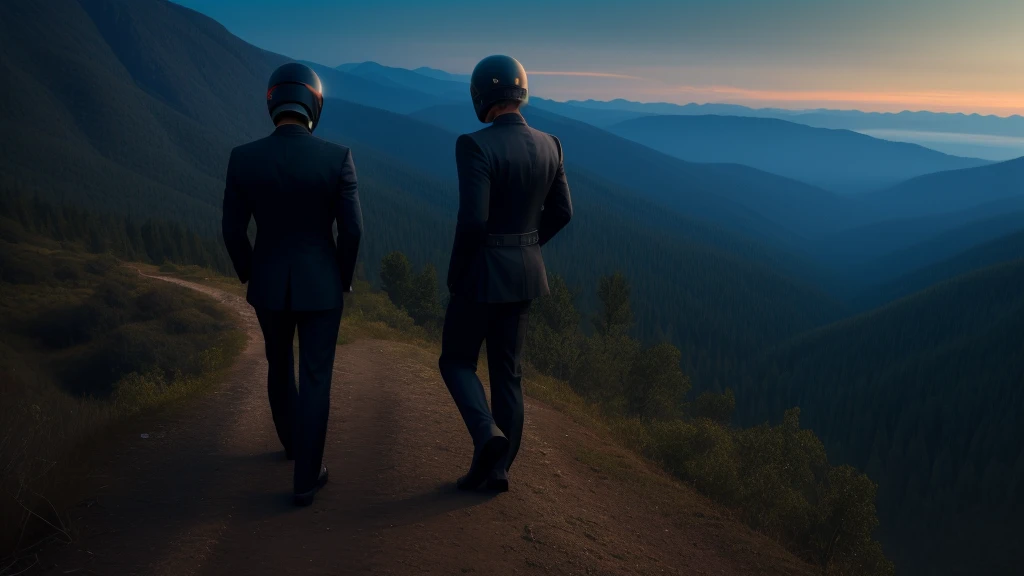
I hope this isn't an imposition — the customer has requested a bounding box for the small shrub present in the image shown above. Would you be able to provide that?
[689,389,736,424]
[134,287,179,320]
[646,418,741,503]
[52,260,82,282]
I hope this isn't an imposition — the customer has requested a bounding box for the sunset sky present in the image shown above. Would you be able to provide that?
[174,0,1024,116]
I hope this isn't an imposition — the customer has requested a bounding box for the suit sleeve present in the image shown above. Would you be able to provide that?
[221,148,253,284]
[335,148,363,292]
[538,135,573,246]
[446,134,491,291]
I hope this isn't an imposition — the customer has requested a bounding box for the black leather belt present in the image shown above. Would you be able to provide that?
[486,231,539,247]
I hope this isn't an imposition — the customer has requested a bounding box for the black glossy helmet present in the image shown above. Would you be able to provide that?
[470,55,529,123]
[267,62,324,132]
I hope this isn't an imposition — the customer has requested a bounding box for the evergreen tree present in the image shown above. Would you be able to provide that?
[406,264,444,330]
[594,272,633,337]
[626,342,691,420]
[574,273,640,410]
[526,274,583,381]
[690,388,736,424]
[380,251,413,311]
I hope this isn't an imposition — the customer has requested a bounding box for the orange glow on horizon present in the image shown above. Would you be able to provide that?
[525,72,1024,116]
[654,85,1024,115]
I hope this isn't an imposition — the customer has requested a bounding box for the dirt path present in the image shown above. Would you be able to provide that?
[33,276,813,576]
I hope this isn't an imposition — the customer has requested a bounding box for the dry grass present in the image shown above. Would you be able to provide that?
[0,255,245,566]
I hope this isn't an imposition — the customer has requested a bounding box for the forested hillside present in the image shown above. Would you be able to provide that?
[0,189,232,276]
[737,261,1024,575]
[854,229,1024,310]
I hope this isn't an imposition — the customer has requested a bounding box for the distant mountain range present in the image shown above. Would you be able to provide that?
[605,115,989,194]
[562,98,1024,137]
[332,61,466,100]
[337,60,1024,162]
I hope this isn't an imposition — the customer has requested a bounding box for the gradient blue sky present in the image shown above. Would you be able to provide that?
[174,0,1024,115]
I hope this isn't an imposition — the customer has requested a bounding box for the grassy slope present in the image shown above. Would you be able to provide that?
[0,227,245,558]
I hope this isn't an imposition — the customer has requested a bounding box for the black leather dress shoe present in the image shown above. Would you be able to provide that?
[485,469,509,492]
[293,466,329,507]
[456,435,509,491]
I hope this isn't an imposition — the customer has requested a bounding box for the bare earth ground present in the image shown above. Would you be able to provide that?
[31,276,813,576]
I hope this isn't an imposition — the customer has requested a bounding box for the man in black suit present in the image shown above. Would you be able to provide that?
[440,55,573,492]
[222,62,363,506]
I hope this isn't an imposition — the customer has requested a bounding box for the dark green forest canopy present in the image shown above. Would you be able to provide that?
[737,260,1024,574]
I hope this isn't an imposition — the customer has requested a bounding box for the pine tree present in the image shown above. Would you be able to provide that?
[406,264,443,329]
[526,274,583,381]
[380,251,413,312]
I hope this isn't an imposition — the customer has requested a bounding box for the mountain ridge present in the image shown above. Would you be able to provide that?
[607,114,989,194]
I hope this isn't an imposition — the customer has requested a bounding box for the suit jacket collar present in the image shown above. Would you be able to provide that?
[492,112,527,126]
[274,124,312,136]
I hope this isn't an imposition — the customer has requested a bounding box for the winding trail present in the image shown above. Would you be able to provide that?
[35,275,813,575]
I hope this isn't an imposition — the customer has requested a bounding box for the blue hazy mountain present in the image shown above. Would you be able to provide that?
[853,227,1024,310]
[850,129,1024,162]
[528,98,653,126]
[316,98,458,182]
[298,61,454,114]
[411,66,472,83]
[857,156,1024,218]
[566,98,799,118]
[566,98,1024,137]
[548,97,1024,161]
[334,61,466,100]
[411,103,878,244]
[817,195,1024,265]
[606,115,989,194]
[342,63,651,126]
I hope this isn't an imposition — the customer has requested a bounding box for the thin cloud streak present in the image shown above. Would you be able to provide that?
[530,70,645,80]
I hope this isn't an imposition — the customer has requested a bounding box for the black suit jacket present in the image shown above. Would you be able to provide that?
[222,124,363,311]
[447,113,573,303]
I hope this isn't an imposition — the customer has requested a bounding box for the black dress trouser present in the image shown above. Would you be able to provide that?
[255,306,343,493]
[439,293,531,473]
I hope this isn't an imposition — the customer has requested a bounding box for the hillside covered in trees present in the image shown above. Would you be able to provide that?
[737,260,1024,574]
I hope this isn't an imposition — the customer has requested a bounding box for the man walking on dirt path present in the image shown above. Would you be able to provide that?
[439,55,574,493]
[222,62,363,506]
